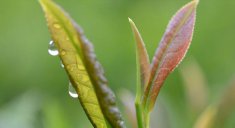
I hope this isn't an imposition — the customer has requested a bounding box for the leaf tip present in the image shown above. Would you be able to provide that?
[193,0,199,4]
[38,0,48,11]
[38,0,43,7]
[128,18,138,37]
[38,0,46,5]
[190,0,199,8]
[128,17,134,26]
[128,18,139,35]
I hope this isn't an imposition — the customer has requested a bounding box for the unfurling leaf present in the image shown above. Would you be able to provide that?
[129,18,150,91]
[129,18,150,128]
[143,0,199,111]
[39,0,125,127]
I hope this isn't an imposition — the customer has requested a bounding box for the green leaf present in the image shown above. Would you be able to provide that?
[129,18,150,91]
[39,0,125,127]
[129,18,150,128]
[80,20,126,128]
[143,0,199,111]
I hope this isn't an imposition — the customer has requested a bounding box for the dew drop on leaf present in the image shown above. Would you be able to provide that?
[48,40,59,56]
[60,61,64,68]
[68,82,78,98]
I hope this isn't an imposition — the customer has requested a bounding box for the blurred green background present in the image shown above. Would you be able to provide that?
[1,0,235,128]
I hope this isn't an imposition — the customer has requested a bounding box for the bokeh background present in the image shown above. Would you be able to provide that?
[1,0,235,128]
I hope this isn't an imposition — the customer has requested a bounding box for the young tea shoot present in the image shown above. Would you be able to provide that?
[39,0,199,127]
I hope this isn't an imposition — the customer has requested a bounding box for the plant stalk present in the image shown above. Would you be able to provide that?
[144,112,150,128]
[135,100,144,128]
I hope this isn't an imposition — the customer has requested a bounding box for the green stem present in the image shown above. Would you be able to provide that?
[144,112,150,128]
[135,100,144,128]
[135,45,145,128]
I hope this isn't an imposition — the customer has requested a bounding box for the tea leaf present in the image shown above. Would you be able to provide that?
[39,0,125,127]
[144,0,199,111]
[129,18,150,91]
[129,18,150,128]
[80,26,126,128]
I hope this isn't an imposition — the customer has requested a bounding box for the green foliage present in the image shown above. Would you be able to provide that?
[2,0,235,127]
[129,1,198,127]
[144,0,198,112]
[39,0,199,127]
[129,18,150,128]
[39,0,125,127]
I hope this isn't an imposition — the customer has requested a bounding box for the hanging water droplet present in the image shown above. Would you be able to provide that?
[68,82,78,98]
[48,41,59,56]
[60,61,64,68]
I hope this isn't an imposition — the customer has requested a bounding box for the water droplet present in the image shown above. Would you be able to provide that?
[48,41,59,56]
[60,61,64,68]
[68,82,78,98]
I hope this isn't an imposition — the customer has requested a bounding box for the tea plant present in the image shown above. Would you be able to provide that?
[39,0,199,127]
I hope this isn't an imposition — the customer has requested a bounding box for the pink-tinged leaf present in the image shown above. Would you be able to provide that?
[129,18,150,128]
[144,0,199,111]
[129,18,150,91]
